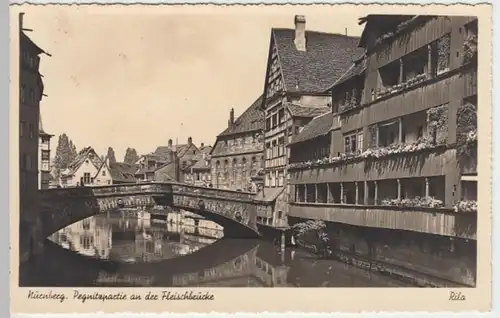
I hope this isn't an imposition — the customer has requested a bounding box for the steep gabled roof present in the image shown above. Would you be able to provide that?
[271,28,364,92]
[289,112,337,146]
[108,162,139,183]
[62,147,102,177]
[329,55,367,89]
[286,103,330,118]
[218,95,264,137]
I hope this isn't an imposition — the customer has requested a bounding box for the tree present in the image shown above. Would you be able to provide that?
[123,147,139,164]
[106,147,117,163]
[53,133,77,177]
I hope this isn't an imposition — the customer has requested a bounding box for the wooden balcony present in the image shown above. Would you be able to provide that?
[289,202,476,239]
[290,147,457,183]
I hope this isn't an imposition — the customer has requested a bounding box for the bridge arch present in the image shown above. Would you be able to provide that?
[39,182,261,238]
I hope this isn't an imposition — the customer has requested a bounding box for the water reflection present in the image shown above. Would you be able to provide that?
[20,211,413,287]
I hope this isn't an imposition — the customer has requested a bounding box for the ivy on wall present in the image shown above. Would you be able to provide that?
[456,102,478,156]
[437,34,451,72]
[463,33,478,65]
[427,104,449,145]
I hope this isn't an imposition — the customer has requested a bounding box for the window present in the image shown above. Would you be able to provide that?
[344,131,362,153]
[357,132,364,152]
[26,154,32,170]
[41,136,50,144]
[278,137,285,156]
[20,152,27,170]
[20,121,25,137]
[379,60,400,88]
[28,123,34,139]
[402,46,428,81]
[29,89,35,105]
[20,85,25,104]
[265,118,271,131]
[417,125,424,139]
[102,170,106,176]
[278,108,285,124]
[41,150,50,161]
[83,173,91,184]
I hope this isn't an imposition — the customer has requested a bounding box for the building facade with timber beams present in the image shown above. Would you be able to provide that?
[256,15,364,228]
[288,15,478,241]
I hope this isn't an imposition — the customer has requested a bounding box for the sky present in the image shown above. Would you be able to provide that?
[12,5,366,161]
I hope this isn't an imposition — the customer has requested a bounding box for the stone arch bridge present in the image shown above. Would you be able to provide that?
[39,182,264,238]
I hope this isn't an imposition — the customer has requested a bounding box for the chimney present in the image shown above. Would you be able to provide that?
[200,142,204,148]
[188,136,193,146]
[105,156,110,167]
[294,15,306,52]
[168,139,173,148]
[228,108,235,127]
[19,13,24,31]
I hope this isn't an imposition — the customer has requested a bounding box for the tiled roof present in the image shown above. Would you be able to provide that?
[329,56,367,89]
[286,103,331,118]
[190,158,211,170]
[253,187,285,203]
[289,112,336,145]
[218,95,264,137]
[272,29,364,92]
[154,144,189,159]
[62,147,102,176]
[108,162,139,183]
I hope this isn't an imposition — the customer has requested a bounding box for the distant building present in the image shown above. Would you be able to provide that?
[18,13,49,262]
[210,95,264,192]
[38,114,53,190]
[94,157,139,185]
[184,151,212,187]
[257,15,363,227]
[59,147,103,187]
[136,137,205,183]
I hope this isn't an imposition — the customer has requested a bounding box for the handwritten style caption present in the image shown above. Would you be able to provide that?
[27,290,215,303]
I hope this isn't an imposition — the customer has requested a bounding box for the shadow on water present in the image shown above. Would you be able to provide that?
[20,238,261,287]
[20,214,414,287]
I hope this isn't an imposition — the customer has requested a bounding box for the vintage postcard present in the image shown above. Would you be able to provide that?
[9,2,492,314]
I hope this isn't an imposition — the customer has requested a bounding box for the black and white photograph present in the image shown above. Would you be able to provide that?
[10,3,491,314]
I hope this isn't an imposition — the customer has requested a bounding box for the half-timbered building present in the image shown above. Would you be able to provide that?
[258,15,363,227]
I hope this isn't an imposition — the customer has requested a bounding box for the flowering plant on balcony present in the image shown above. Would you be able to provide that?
[381,196,444,209]
[376,73,429,99]
[454,200,477,213]
[360,136,436,159]
[466,129,478,144]
[288,137,440,170]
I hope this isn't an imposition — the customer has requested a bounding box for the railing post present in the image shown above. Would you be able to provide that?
[398,117,403,143]
[397,179,401,200]
[374,181,378,205]
[314,184,318,203]
[340,182,344,204]
[355,182,359,205]
[425,177,430,198]
[364,181,369,205]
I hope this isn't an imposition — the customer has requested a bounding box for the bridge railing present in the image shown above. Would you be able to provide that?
[39,181,259,202]
[171,183,256,202]
[40,182,173,198]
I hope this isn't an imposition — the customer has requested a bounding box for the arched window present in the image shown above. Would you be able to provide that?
[216,160,220,169]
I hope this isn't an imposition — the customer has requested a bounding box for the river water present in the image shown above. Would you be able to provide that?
[20,210,413,287]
